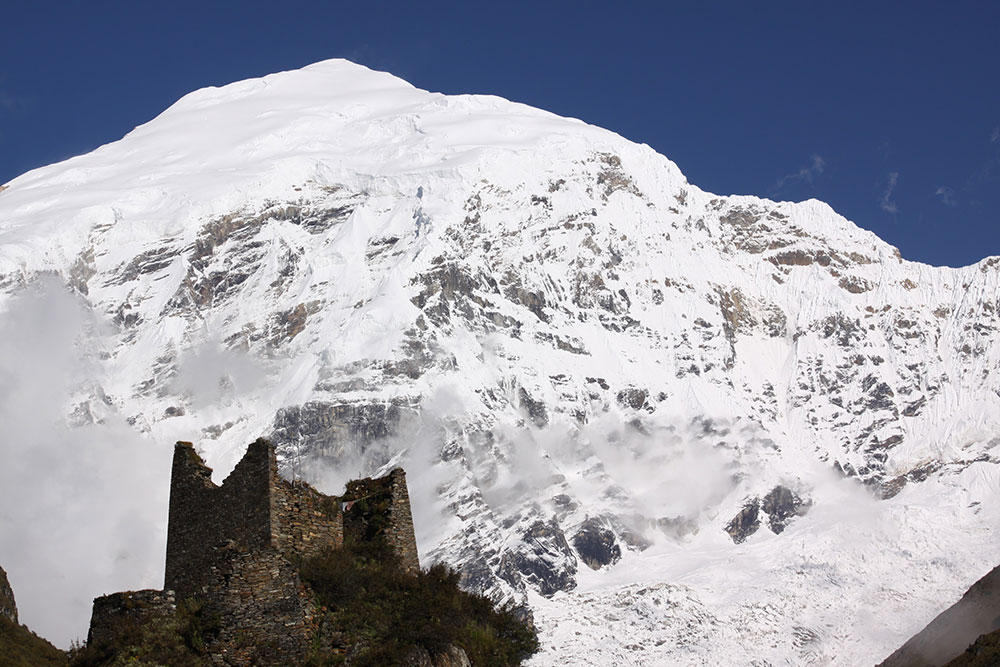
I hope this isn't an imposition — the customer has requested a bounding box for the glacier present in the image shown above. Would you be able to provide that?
[0,59,997,663]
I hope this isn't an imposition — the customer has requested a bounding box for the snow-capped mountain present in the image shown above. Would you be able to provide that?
[0,59,997,663]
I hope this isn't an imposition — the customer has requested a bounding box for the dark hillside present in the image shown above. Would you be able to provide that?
[880,565,1000,667]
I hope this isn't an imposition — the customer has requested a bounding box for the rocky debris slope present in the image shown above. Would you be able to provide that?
[0,59,997,663]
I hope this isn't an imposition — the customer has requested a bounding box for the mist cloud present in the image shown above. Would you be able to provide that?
[935,186,957,206]
[775,154,825,192]
[880,171,899,213]
[171,339,267,409]
[0,277,170,648]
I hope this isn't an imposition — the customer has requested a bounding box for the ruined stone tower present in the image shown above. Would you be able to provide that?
[164,437,347,598]
[88,437,421,666]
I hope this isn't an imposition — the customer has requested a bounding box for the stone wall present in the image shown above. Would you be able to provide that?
[341,467,420,572]
[0,564,17,624]
[201,545,315,666]
[164,440,274,598]
[87,589,176,647]
[272,474,343,561]
[165,438,344,599]
[386,469,420,574]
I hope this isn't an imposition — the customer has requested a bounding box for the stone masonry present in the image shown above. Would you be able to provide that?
[87,437,421,666]
[0,564,17,624]
[164,438,345,599]
[198,545,317,665]
[87,590,175,647]
[342,467,421,574]
[386,469,420,574]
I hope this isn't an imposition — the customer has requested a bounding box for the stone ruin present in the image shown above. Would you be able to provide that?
[86,437,420,665]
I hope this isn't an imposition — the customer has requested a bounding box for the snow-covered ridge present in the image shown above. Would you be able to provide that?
[0,60,681,268]
[0,59,997,663]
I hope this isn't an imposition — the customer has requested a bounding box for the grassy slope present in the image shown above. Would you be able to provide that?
[0,617,67,666]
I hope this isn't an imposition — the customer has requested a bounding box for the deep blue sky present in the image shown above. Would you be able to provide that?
[1,1,997,267]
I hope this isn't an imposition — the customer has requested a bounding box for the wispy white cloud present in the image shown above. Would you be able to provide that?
[0,277,170,647]
[991,126,999,144]
[935,186,957,206]
[775,154,825,191]
[880,172,899,214]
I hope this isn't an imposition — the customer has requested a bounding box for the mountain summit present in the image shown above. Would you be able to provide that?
[0,59,997,664]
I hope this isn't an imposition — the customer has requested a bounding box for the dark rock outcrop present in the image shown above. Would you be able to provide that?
[572,517,621,570]
[0,567,65,666]
[518,387,549,428]
[726,486,812,543]
[0,565,16,624]
[500,519,577,597]
[879,564,1000,667]
[725,499,761,544]
[761,485,812,534]
[403,644,473,667]
[943,627,1000,666]
[270,401,405,471]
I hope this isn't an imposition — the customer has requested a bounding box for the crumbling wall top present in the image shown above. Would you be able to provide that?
[165,438,347,597]
[164,438,276,597]
[342,467,420,573]
[87,590,175,648]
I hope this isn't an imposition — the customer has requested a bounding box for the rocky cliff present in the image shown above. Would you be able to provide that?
[1,565,18,625]
[0,565,66,666]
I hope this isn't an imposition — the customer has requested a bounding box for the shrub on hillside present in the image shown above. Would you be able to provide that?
[68,599,219,667]
[0,617,67,666]
[300,541,538,666]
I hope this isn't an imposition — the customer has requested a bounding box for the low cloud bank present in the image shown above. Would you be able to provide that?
[0,278,170,648]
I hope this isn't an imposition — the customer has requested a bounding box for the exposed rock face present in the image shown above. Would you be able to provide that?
[760,485,811,534]
[501,519,578,597]
[879,564,1000,667]
[943,628,1000,666]
[725,500,761,544]
[434,645,472,667]
[0,565,17,624]
[404,645,472,667]
[518,387,549,428]
[725,486,812,543]
[572,517,622,570]
[271,401,408,474]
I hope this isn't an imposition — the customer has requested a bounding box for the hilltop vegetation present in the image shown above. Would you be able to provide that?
[62,541,537,666]
[0,617,67,666]
[300,540,538,666]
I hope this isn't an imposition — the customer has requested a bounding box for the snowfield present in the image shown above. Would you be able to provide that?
[0,60,997,663]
